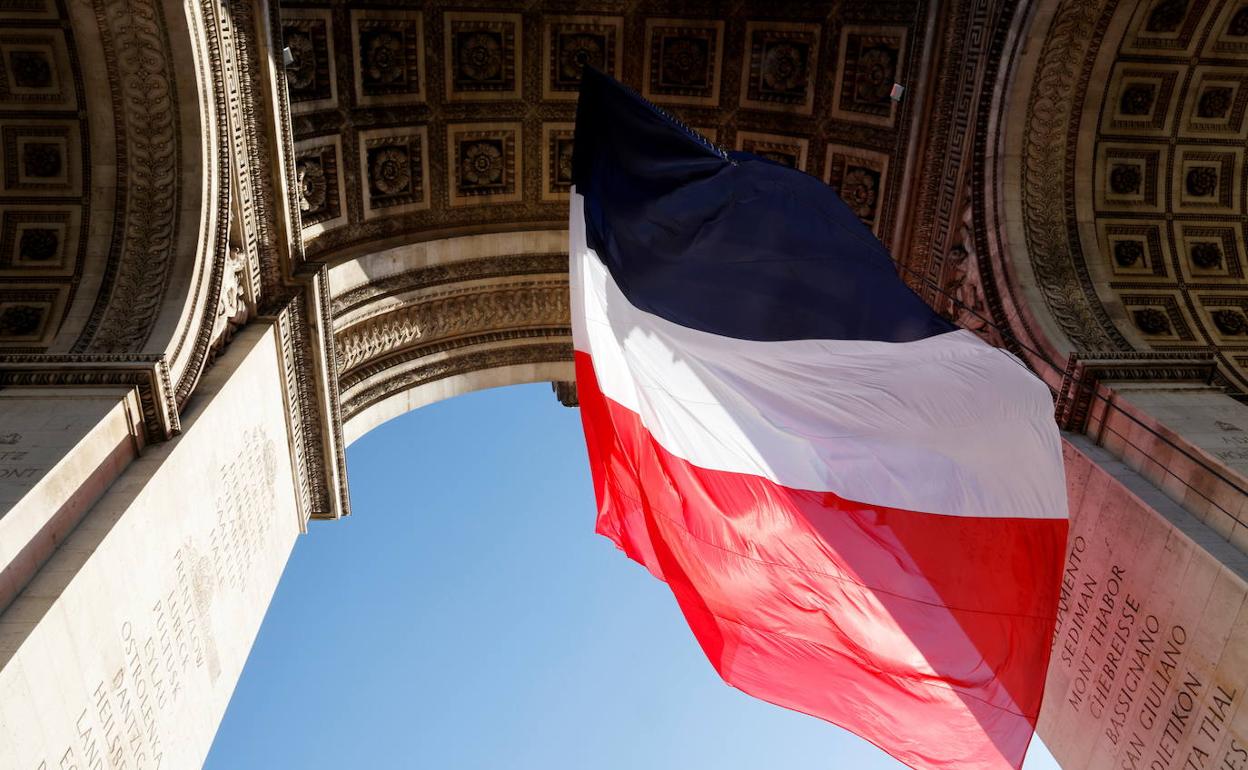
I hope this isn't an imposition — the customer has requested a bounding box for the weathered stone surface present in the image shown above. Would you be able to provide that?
[1039,435,1248,770]
[0,325,300,770]
[0,387,145,611]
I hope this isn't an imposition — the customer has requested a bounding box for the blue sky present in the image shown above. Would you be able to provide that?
[206,383,1061,769]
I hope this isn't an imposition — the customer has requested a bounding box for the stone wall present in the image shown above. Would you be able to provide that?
[1040,435,1248,770]
[0,324,302,769]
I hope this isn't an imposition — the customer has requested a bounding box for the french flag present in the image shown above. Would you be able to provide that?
[570,69,1069,770]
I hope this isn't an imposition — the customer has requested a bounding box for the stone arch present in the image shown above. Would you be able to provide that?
[0,0,318,443]
[328,229,574,445]
[978,0,1247,403]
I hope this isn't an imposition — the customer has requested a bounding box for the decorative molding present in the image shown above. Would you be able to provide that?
[339,326,571,395]
[1016,0,1128,352]
[336,282,569,374]
[342,341,573,421]
[1054,350,1219,431]
[0,354,178,441]
[274,279,349,522]
[76,0,181,355]
[332,252,566,317]
[171,0,238,406]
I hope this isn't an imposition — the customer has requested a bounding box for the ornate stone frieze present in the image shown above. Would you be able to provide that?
[1017,0,1127,353]
[905,0,1003,300]
[1054,350,1219,431]
[336,282,569,374]
[274,277,349,521]
[0,354,178,441]
[331,252,566,317]
[339,326,571,394]
[76,0,181,354]
[342,341,572,421]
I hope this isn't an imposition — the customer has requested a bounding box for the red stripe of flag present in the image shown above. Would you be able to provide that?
[575,351,1067,770]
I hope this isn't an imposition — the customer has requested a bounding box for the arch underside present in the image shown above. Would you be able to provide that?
[303,1,953,441]
[329,230,573,443]
[985,0,1248,396]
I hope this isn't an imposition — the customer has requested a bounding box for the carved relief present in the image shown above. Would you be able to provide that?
[351,10,424,107]
[542,15,623,101]
[0,31,75,109]
[1122,0,1211,54]
[444,12,522,102]
[359,126,429,219]
[336,283,569,374]
[0,207,78,276]
[0,121,79,194]
[1102,64,1184,135]
[208,247,250,357]
[0,295,50,340]
[1174,148,1240,212]
[540,123,574,202]
[740,21,821,115]
[281,8,336,113]
[446,122,522,207]
[642,18,725,107]
[1043,0,1248,390]
[1177,223,1244,279]
[343,340,573,422]
[824,143,890,234]
[284,3,929,263]
[943,244,1001,347]
[736,131,809,171]
[831,25,907,127]
[294,136,347,234]
[1099,221,1170,279]
[1017,0,1127,352]
[332,252,567,318]
[1123,294,1196,341]
[75,0,181,354]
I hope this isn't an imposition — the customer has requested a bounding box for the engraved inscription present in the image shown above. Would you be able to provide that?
[1050,524,1244,770]
[31,428,279,769]
[0,441,42,484]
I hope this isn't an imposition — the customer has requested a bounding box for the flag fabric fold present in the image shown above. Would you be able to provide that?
[570,68,1068,770]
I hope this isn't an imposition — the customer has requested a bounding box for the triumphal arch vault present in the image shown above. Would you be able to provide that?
[0,0,1247,767]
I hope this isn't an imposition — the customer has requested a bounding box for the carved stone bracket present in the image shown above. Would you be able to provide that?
[273,272,349,522]
[551,380,578,407]
[1054,350,1219,432]
[0,355,179,443]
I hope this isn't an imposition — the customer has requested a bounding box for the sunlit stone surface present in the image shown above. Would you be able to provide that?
[0,328,300,769]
